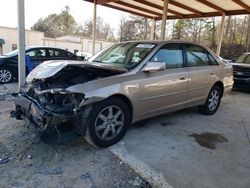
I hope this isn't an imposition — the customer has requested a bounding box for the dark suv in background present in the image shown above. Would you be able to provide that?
[231,53,250,89]
[0,47,83,83]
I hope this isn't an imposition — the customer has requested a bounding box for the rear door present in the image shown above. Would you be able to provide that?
[138,43,188,118]
[184,44,220,106]
[47,49,77,61]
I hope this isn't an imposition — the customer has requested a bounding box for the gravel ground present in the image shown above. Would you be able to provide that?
[0,89,150,188]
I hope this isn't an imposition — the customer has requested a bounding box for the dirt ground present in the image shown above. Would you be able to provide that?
[0,96,150,188]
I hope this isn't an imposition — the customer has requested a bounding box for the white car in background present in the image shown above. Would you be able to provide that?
[76,52,92,60]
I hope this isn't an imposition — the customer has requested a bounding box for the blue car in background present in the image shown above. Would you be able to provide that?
[0,47,83,83]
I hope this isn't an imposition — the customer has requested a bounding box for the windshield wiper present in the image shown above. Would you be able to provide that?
[92,60,103,63]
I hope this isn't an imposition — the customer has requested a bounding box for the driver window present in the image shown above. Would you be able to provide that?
[150,44,183,69]
[26,49,46,58]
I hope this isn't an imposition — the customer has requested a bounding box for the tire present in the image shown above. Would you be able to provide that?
[199,85,222,115]
[0,67,13,84]
[83,97,131,147]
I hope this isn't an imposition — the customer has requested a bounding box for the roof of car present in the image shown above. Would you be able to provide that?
[119,40,210,46]
[26,46,70,51]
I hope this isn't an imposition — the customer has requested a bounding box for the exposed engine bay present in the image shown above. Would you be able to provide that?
[11,62,125,141]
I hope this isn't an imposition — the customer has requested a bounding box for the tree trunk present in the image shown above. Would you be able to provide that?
[246,15,250,52]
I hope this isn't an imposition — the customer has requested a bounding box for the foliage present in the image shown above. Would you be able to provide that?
[81,17,115,41]
[31,6,78,37]
[31,6,115,41]
[118,15,151,41]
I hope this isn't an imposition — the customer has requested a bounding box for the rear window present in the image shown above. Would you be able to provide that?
[236,54,250,64]
[235,54,250,63]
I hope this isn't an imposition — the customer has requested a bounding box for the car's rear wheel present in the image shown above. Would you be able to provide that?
[0,67,13,84]
[199,85,222,115]
[83,97,131,147]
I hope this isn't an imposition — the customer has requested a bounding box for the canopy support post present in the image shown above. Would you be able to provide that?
[17,0,26,91]
[161,0,169,40]
[151,18,156,40]
[216,13,226,56]
[92,0,97,56]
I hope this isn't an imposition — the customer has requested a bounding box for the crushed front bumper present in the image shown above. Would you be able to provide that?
[11,93,82,132]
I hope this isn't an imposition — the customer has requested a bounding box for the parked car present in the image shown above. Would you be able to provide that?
[231,53,250,88]
[76,52,92,60]
[0,46,83,83]
[11,41,233,147]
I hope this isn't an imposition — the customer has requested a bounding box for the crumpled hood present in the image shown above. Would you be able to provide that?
[26,60,127,83]
[26,60,86,83]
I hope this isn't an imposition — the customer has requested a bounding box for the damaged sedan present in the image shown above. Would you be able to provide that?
[11,41,234,147]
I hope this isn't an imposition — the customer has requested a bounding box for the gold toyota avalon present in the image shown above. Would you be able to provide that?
[11,41,233,147]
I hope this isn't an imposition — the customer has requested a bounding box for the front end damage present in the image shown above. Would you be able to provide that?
[12,87,85,134]
[11,61,126,142]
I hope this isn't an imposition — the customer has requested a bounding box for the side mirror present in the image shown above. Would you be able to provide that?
[142,62,166,72]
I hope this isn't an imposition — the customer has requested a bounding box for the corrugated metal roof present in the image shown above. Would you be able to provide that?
[84,0,250,19]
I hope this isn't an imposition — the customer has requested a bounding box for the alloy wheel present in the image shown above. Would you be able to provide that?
[0,69,12,83]
[94,105,125,141]
[208,90,219,111]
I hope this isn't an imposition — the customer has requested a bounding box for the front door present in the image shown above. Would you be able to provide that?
[26,48,47,70]
[138,43,188,118]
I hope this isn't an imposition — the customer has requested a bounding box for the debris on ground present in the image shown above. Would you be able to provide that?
[0,154,12,165]
[129,176,151,188]
[37,167,64,175]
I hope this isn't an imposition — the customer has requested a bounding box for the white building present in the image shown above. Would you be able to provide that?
[0,26,44,55]
[43,35,114,54]
[0,26,115,55]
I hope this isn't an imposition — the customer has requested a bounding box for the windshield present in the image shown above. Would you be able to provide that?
[91,42,156,69]
[235,54,250,64]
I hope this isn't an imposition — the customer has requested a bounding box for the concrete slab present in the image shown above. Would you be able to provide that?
[111,91,250,188]
[3,82,18,93]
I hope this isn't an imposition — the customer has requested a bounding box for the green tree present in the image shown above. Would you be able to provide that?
[118,15,151,41]
[81,17,115,41]
[31,6,79,37]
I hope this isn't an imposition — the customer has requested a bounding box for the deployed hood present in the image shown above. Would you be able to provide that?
[26,60,127,83]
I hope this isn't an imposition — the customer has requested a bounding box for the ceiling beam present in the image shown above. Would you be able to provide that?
[102,4,155,18]
[96,0,120,4]
[195,0,225,14]
[115,1,162,16]
[168,0,203,16]
[155,9,249,20]
[133,0,183,18]
[231,0,250,12]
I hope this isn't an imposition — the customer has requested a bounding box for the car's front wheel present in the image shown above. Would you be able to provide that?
[83,97,131,147]
[0,67,13,84]
[199,85,222,115]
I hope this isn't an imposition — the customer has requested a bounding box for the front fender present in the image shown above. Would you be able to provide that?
[66,83,123,107]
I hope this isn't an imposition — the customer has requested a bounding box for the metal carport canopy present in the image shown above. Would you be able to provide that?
[84,0,250,20]
[84,0,250,54]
